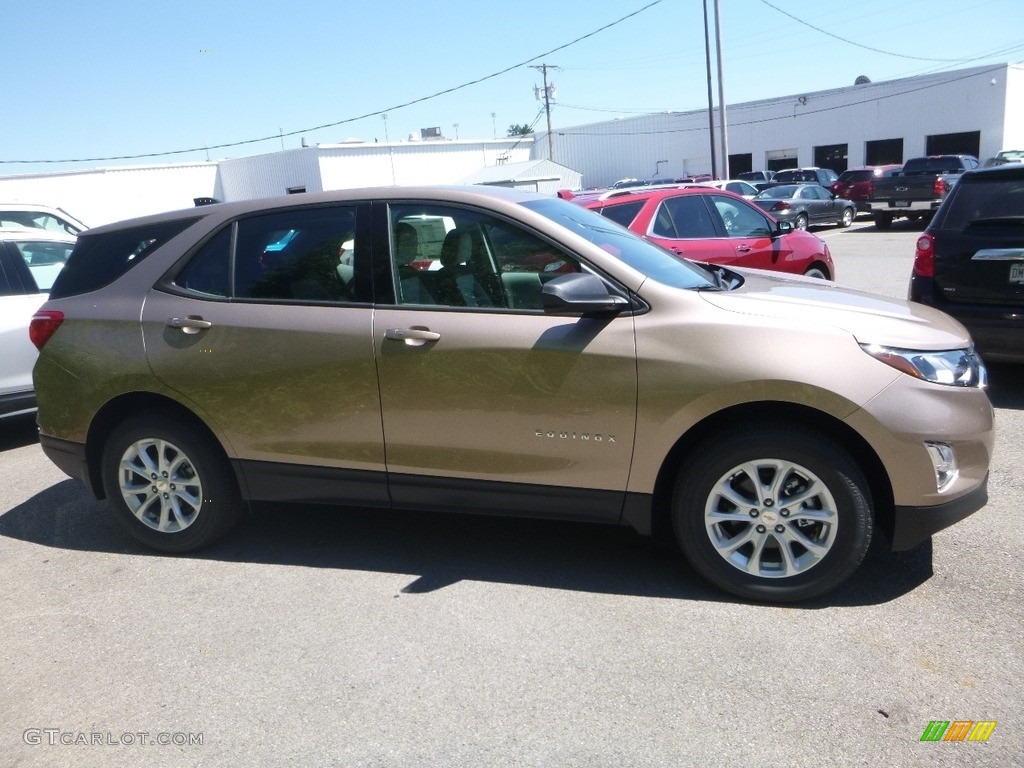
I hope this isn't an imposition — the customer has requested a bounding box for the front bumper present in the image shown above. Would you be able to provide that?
[889,475,988,550]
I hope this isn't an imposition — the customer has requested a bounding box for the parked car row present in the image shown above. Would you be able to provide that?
[829,165,904,212]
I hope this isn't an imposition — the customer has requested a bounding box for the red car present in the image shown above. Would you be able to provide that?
[569,186,835,279]
[830,164,903,213]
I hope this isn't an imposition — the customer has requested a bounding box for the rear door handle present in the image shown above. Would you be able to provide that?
[168,316,213,334]
[385,327,441,346]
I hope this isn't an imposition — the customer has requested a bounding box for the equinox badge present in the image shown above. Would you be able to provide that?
[536,430,616,443]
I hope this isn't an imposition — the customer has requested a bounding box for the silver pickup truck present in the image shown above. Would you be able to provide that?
[868,154,980,229]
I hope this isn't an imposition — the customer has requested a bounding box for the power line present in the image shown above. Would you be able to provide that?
[1,1,662,165]
[757,0,975,63]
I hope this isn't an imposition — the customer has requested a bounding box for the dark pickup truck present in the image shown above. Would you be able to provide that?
[868,154,980,229]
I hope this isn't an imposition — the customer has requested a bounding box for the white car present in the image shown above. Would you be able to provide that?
[0,203,89,236]
[0,229,76,418]
[682,179,761,199]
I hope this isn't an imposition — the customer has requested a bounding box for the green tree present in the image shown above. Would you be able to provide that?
[507,123,533,137]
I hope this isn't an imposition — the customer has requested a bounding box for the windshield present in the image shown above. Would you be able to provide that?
[756,185,800,199]
[521,198,717,290]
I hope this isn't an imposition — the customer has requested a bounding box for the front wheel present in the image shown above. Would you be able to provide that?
[672,426,873,602]
[101,413,243,552]
[803,264,830,280]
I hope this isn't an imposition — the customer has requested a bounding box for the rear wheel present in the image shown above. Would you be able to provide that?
[794,214,808,230]
[672,426,873,602]
[838,207,854,228]
[101,414,243,552]
[873,212,893,229]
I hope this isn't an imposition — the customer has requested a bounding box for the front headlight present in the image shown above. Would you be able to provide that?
[860,344,987,388]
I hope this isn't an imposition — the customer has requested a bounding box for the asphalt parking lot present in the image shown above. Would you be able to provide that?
[1,217,1020,767]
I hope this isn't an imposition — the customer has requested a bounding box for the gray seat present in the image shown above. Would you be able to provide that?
[435,229,497,307]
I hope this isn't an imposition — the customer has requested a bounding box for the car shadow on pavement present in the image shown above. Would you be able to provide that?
[0,479,933,608]
[985,363,1024,409]
[0,414,39,451]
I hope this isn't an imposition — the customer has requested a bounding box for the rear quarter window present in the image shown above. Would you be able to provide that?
[597,200,645,229]
[49,218,199,299]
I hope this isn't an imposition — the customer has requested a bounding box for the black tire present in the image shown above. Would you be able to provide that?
[672,425,873,602]
[803,264,829,280]
[873,212,893,230]
[838,207,854,228]
[794,214,808,230]
[101,413,243,553]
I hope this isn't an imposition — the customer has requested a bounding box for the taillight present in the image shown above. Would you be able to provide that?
[913,234,935,278]
[771,202,791,212]
[865,181,873,197]
[933,177,947,196]
[29,310,64,350]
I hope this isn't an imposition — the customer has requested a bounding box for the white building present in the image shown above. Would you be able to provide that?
[533,63,1024,188]
[458,159,582,195]
[0,162,217,229]
[0,63,1020,225]
[0,139,537,227]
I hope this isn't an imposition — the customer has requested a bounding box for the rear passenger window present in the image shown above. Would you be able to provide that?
[174,227,231,297]
[389,204,581,310]
[233,207,357,302]
[49,218,199,299]
[654,196,718,238]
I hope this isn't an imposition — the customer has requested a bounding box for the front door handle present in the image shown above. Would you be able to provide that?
[385,327,441,346]
[168,316,213,334]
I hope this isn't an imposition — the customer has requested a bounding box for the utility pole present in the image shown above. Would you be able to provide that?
[702,0,717,180]
[530,64,559,161]
[713,0,730,179]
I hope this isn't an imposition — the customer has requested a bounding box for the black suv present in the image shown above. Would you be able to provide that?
[909,164,1024,363]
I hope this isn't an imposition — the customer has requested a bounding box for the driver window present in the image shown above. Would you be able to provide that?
[710,196,772,238]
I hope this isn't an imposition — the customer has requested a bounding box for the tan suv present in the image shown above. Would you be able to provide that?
[31,186,993,602]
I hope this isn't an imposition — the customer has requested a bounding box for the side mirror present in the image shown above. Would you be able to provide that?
[541,273,629,315]
[774,220,794,237]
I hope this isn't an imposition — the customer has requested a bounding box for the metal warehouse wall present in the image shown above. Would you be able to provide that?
[536,63,1020,186]
[544,112,712,189]
[214,147,324,201]
[316,139,533,189]
[1002,66,1024,151]
[0,163,217,227]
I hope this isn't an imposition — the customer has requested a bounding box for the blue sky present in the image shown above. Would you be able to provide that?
[3,0,1021,175]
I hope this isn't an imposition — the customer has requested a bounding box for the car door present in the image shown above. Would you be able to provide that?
[372,201,638,521]
[141,202,389,505]
[0,238,74,408]
[0,244,44,403]
[801,186,830,224]
[703,193,794,271]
